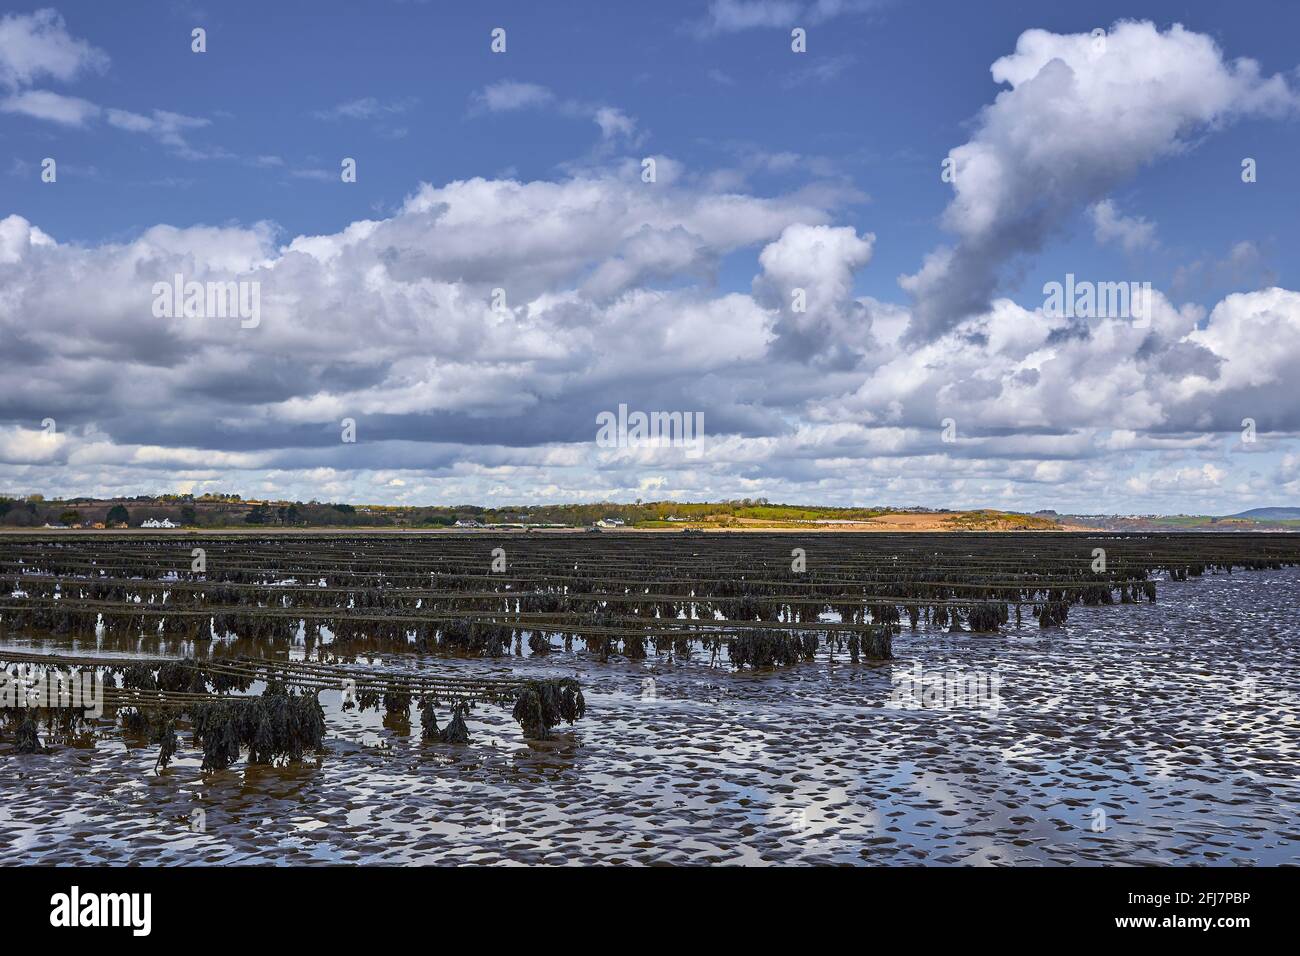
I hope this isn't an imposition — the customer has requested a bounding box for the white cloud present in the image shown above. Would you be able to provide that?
[904,21,1299,341]
[1,88,99,125]
[472,81,555,113]
[0,214,54,264]
[593,106,637,142]
[3,154,1297,513]
[0,424,65,463]
[0,11,219,157]
[691,0,878,36]
[469,81,643,147]
[1089,199,1157,252]
[105,108,210,150]
[0,9,108,91]
[1187,288,1300,392]
[312,96,416,121]
[4,19,1300,513]
[755,223,876,362]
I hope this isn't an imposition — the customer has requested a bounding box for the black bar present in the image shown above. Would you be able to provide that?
[0,865,1281,941]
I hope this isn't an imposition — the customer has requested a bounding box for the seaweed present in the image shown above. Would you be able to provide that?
[966,603,1002,633]
[14,715,41,753]
[121,664,158,691]
[383,686,412,715]
[119,707,149,735]
[189,687,326,770]
[1036,600,1069,628]
[728,630,817,669]
[511,678,586,739]
[439,701,470,745]
[156,660,207,694]
[153,717,178,772]
[861,630,892,660]
[418,698,440,740]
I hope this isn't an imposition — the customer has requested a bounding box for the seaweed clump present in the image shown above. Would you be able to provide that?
[861,629,892,660]
[440,621,510,657]
[119,707,150,735]
[1036,600,1069,628]
[155,660,207,694]
[418,698,440,739]
[14,715,41,753]
[728,630,818,669]
[439,702,471,744]
[153,717,178,772]
[2,705,89,753]
[966,603,1004,634]
[189,687,326,771]
[419,698,472,744]
[120,664,159,691]
[511,679,585,740]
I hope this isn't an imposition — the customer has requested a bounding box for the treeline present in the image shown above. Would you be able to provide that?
[1,494,938,529]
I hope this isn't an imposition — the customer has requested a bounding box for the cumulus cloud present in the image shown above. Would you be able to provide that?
[0,8,108,90]
[3,20,1299,514]
[903,21,1299,342]
[3,156,1299,514]
[0,213,54,263]
[0,170,831,484]
[754,223,875,364]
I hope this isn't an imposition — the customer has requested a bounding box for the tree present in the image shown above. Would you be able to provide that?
[59,509,82,525]
[179,506,197,526]
[106,504,130,526]
[245,505,271,524]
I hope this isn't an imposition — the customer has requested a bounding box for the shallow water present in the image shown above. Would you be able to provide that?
[1,566,1297,865]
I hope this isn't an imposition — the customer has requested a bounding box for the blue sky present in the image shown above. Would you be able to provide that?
[2,1,1300,512]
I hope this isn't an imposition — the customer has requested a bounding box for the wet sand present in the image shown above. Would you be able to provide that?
[1,566,1297,865]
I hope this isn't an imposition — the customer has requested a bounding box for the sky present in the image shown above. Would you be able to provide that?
[2,0,1299,513]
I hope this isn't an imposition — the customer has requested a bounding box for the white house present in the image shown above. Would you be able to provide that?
[140,518,178,528]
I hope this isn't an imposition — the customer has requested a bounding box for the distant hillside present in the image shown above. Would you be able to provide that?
[1226,507,1300,520]
[0,494,1065,531]
[944,510,1062,531]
